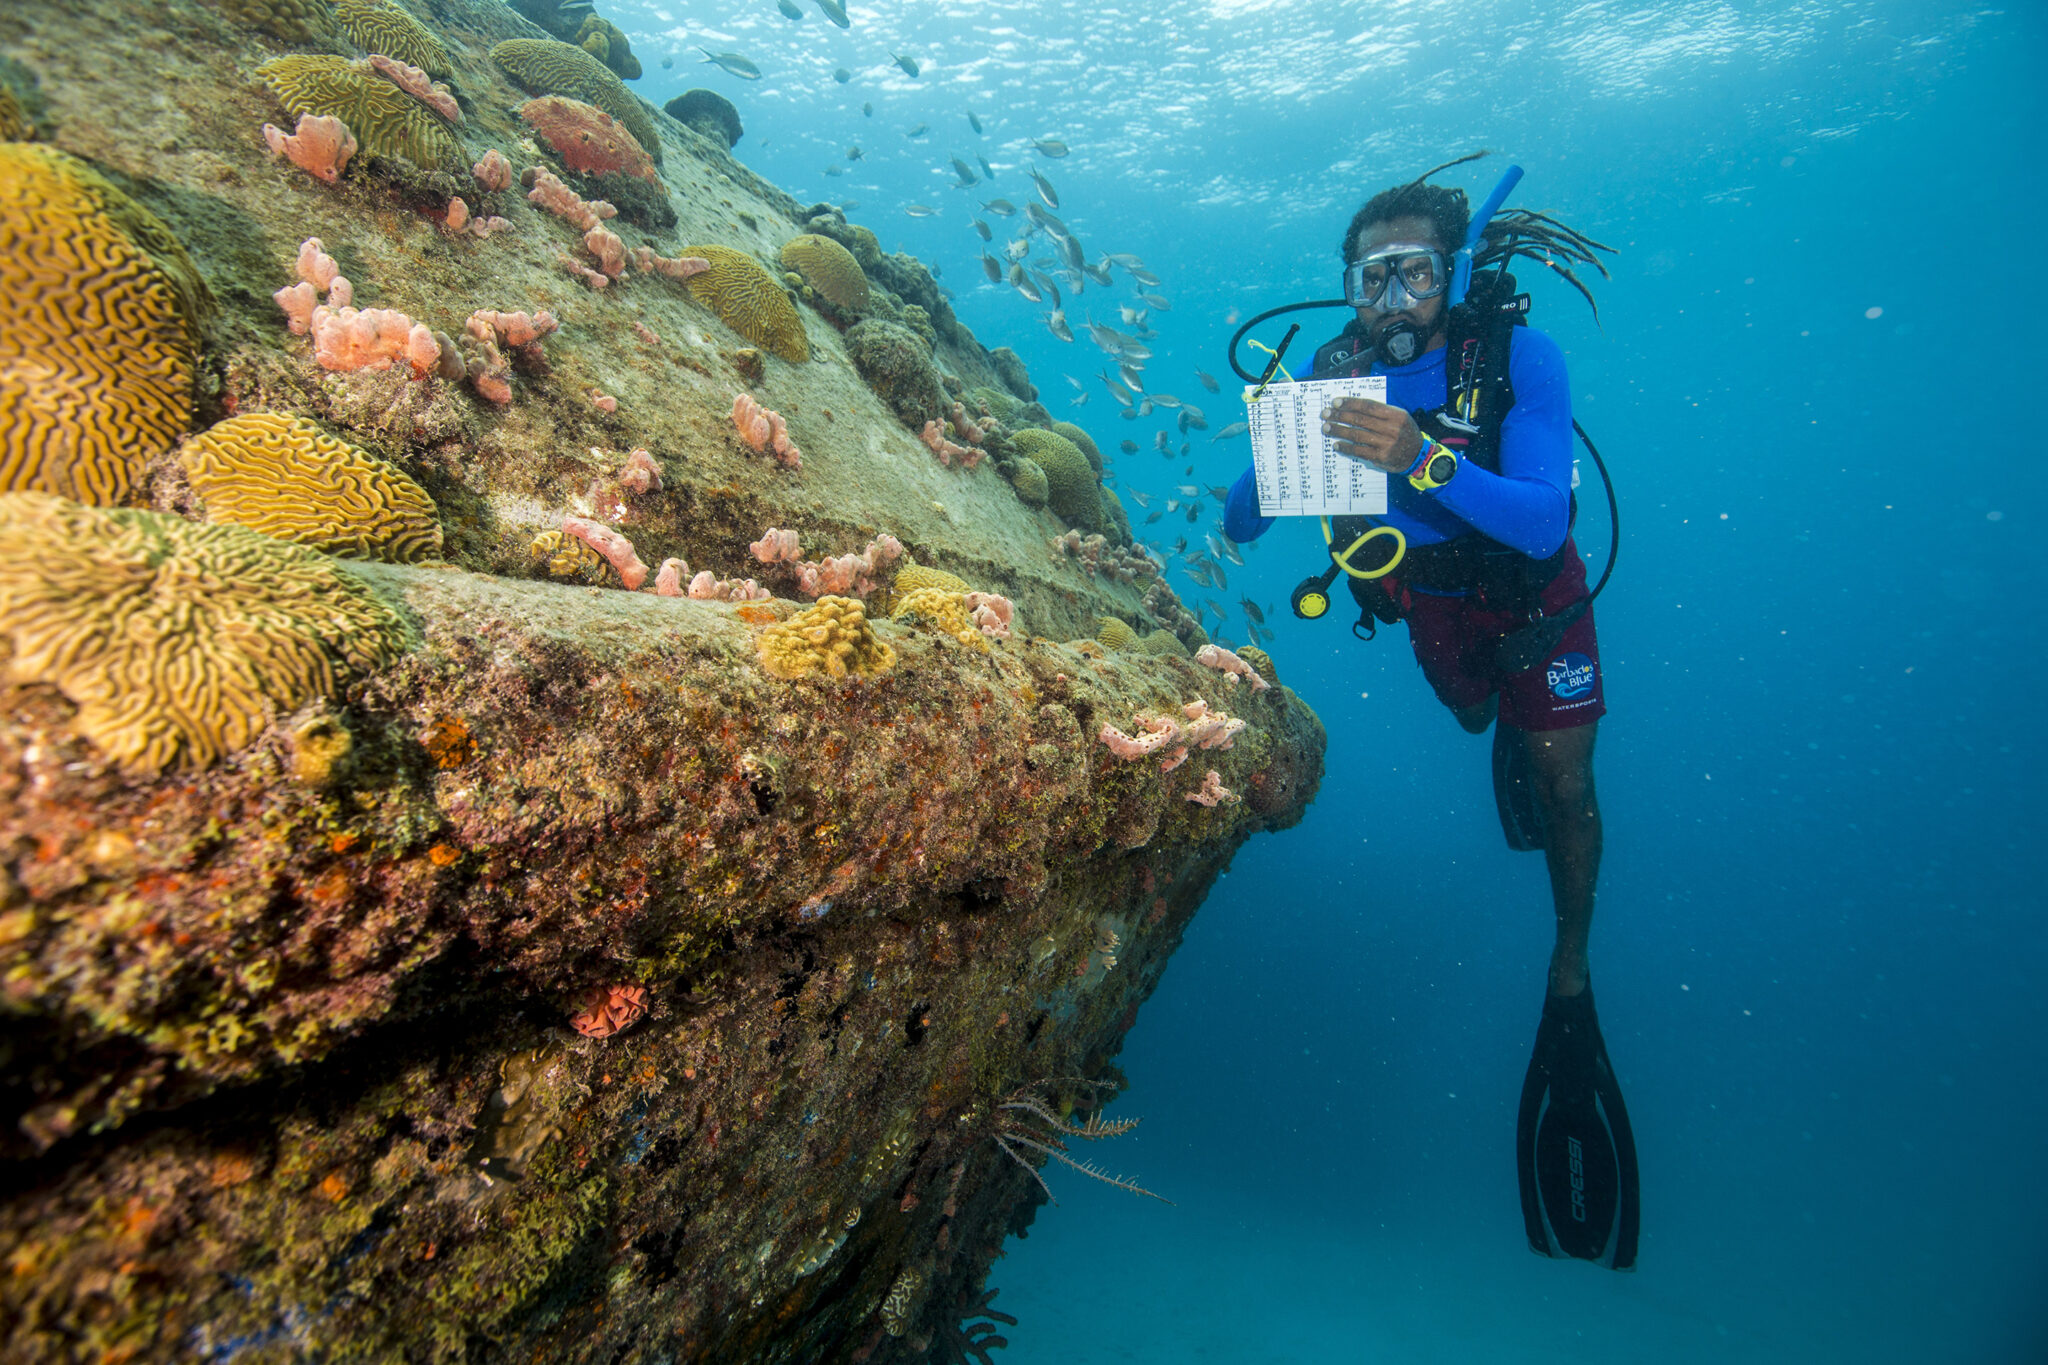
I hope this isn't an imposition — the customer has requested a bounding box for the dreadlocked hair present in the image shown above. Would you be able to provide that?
[1342,150,1618,324]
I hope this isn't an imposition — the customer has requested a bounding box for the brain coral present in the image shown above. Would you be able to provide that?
[1101,485,1132,545]
[180,412,443,563]
[1138,628,1191,658]
[969,385,1026,426]
[846,319,943,427]
[893,560,971,596]
[575,13,641,80]
[216,0,335,40]
[0,144,209,506]
[779,234,870,311]
[1010,428,1102,532]
[335,0,450,76]
[1095,616,1137,652]
[520,96,658,182]
[491,39,662,167]
[0,492,411,774]
[1051,420,1103,474]
[759,595,895,680]
[528,528,607,581]
[677,244,808,363]
[893,588,989,653]
[259,55,459,168]
[1236,644,1279,683]
[1004,456,1048,507]
[0,85,31,142]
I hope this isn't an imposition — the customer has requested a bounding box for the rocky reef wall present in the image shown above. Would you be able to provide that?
[0,1,1324,1360]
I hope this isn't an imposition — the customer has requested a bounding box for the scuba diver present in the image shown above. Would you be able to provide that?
[1221,154,1639,1270]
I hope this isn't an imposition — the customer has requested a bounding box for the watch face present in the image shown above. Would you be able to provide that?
[1427,452,1457,484]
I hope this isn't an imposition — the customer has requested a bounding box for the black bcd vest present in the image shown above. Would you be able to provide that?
[1308,275,1572,621]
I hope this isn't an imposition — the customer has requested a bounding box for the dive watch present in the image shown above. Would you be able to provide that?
[1408,437,1459,492]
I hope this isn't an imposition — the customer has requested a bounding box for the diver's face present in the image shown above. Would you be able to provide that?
[1351,214,1449,345]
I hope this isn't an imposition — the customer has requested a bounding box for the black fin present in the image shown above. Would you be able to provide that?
[1491,723,1547,852]
[1516,985,1640,1270]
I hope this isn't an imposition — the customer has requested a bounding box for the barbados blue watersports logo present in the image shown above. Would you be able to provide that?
[1547,652,1596,700]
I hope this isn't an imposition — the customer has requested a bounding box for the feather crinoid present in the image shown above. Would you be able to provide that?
[991,1077,1169,1205]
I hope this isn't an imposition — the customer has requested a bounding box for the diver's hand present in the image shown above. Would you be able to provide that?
[1322,398,1423,474]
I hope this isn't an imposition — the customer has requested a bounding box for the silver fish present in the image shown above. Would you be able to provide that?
[977,154,995,179]
[1138,292,1171,310]
[1121,362,1146,391]
[1178,408,1208,433]
[1196,369,1220,393]
[1186,503,1201,524]
[949,157,978,187]
[1128,266,1162,287]
[1127,489,1153,507]
[823,165,845,177]
[1155,433,1173,455]
[1145,509,1164,524]
[1058,234,1085,272]
[1047,308,1073,342]
[1028,167,1059,208]
[777,0,802,18]
[1149,393,1182,410]
[1204,599,1228,622]
[863,102,873,116]
[1186,562,1214,588]
[1206,531,1228,564]
[968,110,983,134]
[1218,535,1244,566]
[1023,203,1070,239]
[1118,304,1148,327]
[905,122,928,137]
[1083,258,1114,286]
[1008,263,1041,302]
[1033,138,1069,157]
[1213,420,1249,442]
[980,253,1002,283]
[1240,596,1264,623]
[972,219,992,241]
[699,49,762,79]
[1171,536,1189,556]
[833,66,851,82]
[1004,237,1030,262]
[1208,485,1230,502]
[1099,371,1136,408]
[1120,340,1153,361]
[904,203,938,217]
[893,53,921,78]
[1119,439,1138,453]
[814,0,850,27]
[1176,484,1200,496]
[661,54,673,69]
[1166,499,1181,512]
[1179,441,1190,457]
[1137,398,1154,417]
[846,144,862,160]
[1105,253,1145,268]
[981,198,1016,216]
[1030,270,1062,307]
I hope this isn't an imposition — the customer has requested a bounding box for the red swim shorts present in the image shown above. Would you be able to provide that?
[1399,540,1606,732]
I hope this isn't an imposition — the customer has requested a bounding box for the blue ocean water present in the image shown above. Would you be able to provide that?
[631,2,2046,1358]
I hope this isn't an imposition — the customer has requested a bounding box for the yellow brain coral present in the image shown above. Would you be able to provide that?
[1050,420,1103,473]
[1236,644,1279,683]
[0,144,209,506]
[679,244,809,363]
[491,39,662,167]
[0,85,32,142]
[259,55,459,168]
[335,0,450,75]
[1095,616,1137,652]
[0,492,412,774]
[1138,628,1191,658]
[893,560,972,596]
[1010,428,1101,532]
[759,595,895,680]
[180,413,443,563]
[893,588,990,653]
[528,529,607,581]
[779,234,870,311]
[215,0,336,40]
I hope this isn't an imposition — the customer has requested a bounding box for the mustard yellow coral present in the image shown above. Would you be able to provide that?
[779,234,870,311]
[0,492,412,774]
[215,0,336,41]
[181,413,443,563]
[0,144,209,506]
[335,0,449,75]
[259,55,459,167]
[759,596,895,680]
[893,561,971,596]
[1095,616,1137,652]
[0,85,33,142]
[1010,428,1101,532]
[893,588,990,653]
[1236,644,1278,683]
[678,244,809,363]
[1050,420,1103,474]
[491,39,662,167]
[528,529,606,581]
[1138,628,1190,659]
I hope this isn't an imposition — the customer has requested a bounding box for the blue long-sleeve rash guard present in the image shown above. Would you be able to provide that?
[1222,326,1574,564]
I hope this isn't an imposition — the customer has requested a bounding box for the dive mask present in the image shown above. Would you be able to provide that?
[1343,244,1448,310]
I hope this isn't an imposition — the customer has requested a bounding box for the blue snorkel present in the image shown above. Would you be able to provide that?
[1449,163,1524,307]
